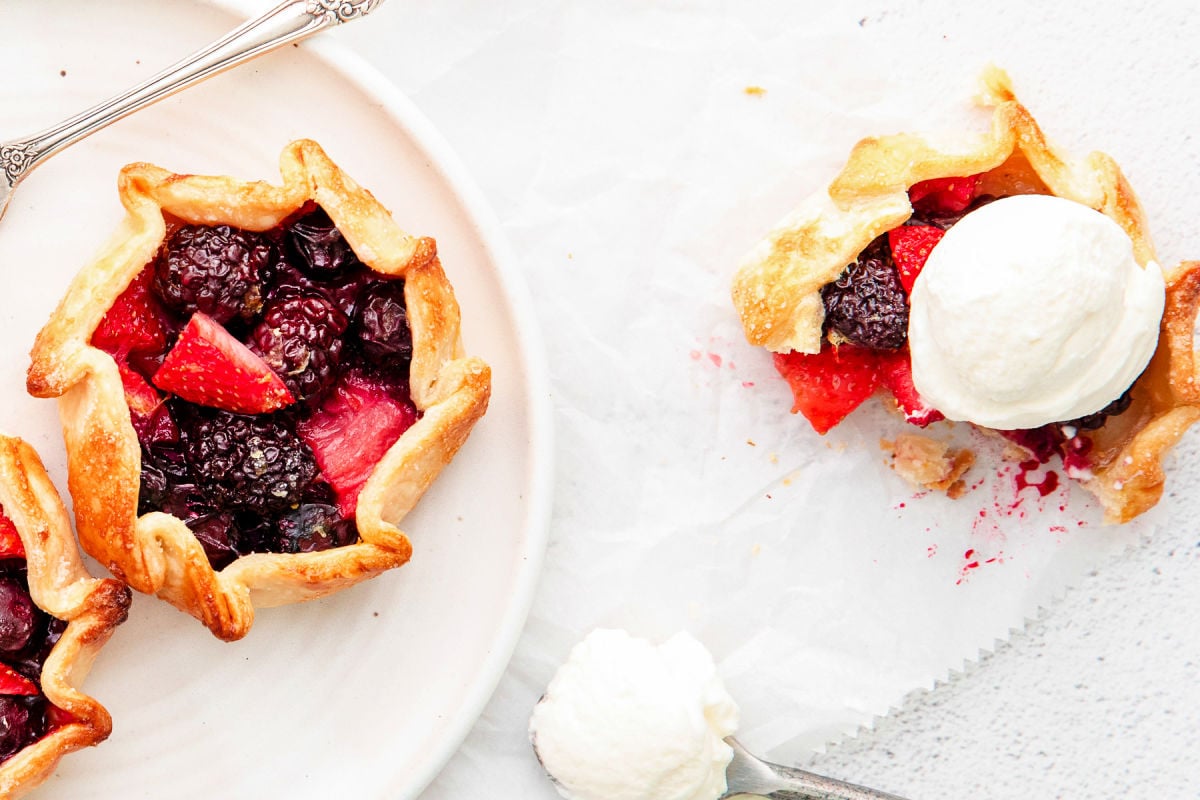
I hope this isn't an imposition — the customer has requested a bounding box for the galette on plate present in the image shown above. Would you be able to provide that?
[28,140,491,640]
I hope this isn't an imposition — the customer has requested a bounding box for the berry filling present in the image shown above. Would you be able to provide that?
[0,508,73,764]
[777,176,1136,471]
[93,205,420,570]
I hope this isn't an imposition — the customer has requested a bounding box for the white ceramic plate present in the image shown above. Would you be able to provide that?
[0,2,552,797]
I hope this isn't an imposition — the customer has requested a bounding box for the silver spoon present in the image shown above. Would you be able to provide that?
[721,737,909,800]
[532,730,908,800]
[0,0,386,222]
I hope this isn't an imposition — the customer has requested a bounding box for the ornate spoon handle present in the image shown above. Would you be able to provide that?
[723,738,909,800]
[0,0,384,215]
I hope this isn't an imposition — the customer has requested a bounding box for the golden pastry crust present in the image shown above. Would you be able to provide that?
[27,140,491,640]
[733,68,1199,523]
[0,435,131,798]
[882,434,975,499]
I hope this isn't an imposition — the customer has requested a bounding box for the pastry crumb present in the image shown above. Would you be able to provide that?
[882,434,975,495]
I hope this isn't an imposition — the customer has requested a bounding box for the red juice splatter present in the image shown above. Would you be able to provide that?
[1016,464,1060,497]
[956,548,1005,584]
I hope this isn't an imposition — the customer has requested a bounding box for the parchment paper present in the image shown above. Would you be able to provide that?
[328,2,1194,795]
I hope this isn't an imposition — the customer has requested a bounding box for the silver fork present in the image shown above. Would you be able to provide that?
[0,0,386,222]
[721,738,910,800]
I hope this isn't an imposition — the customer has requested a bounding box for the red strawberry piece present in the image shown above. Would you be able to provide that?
[92,266,167,358]
[117,361,181,444]
[908,174,981,215]
[119,361,162,419]
[888,224,945,293]
[0,664,38,696]
[45,704,78,730]
[772,345,882,435]
[153,312,294,414]
[0,512,24,559]
[297,370,420,517]
[877,349,944,427]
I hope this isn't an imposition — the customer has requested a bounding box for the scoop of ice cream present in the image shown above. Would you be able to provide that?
[528,629,739,800]
[907,194,1164,430]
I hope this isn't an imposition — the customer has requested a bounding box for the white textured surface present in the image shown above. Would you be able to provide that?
[810,500,1200,799]
[12,0,1192,797]
[324,1,1200,798]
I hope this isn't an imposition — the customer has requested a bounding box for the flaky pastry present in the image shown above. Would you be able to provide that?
[0,435,131,798]
[28,140,491,640]
[733,67,1200,522]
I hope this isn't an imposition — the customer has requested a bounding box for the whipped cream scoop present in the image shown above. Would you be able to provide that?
[908,194,1164,430]
[529,629,738,800]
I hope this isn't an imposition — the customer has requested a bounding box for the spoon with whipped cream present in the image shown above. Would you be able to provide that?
[529,629,909,800]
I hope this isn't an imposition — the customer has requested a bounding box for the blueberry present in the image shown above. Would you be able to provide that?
[354,281,412,366]
[0,580,35,652]
[276,504,357,553]
[0,697,34,762]
[286,208,360,278]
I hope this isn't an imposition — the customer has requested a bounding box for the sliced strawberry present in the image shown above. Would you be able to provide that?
[297,370,420,517]
[908,174,980,215]
[888,224,945,293]
[45,704,78,730]
[153,312,294,414]
[0,664,38,696]
[92,266,167,357]
[0,511,24,559]
[117,361,180,445]
[119,361,161,419]
[878,349,944,427]
[773,345,882,434]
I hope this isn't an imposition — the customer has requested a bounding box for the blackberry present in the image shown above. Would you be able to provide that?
[286,208,361,277]
[181,407,317,514]
[821,237,908,350]
[269,259,371,319]
[248,293,348,405]
[231,502,354,557]
[154,224,274,324]
[1063,388,1134,432]
[354,280,413,365]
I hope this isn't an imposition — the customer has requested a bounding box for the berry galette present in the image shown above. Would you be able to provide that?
[28,140,491,640]
[0,435,130,797]
[732,68,1200,522]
